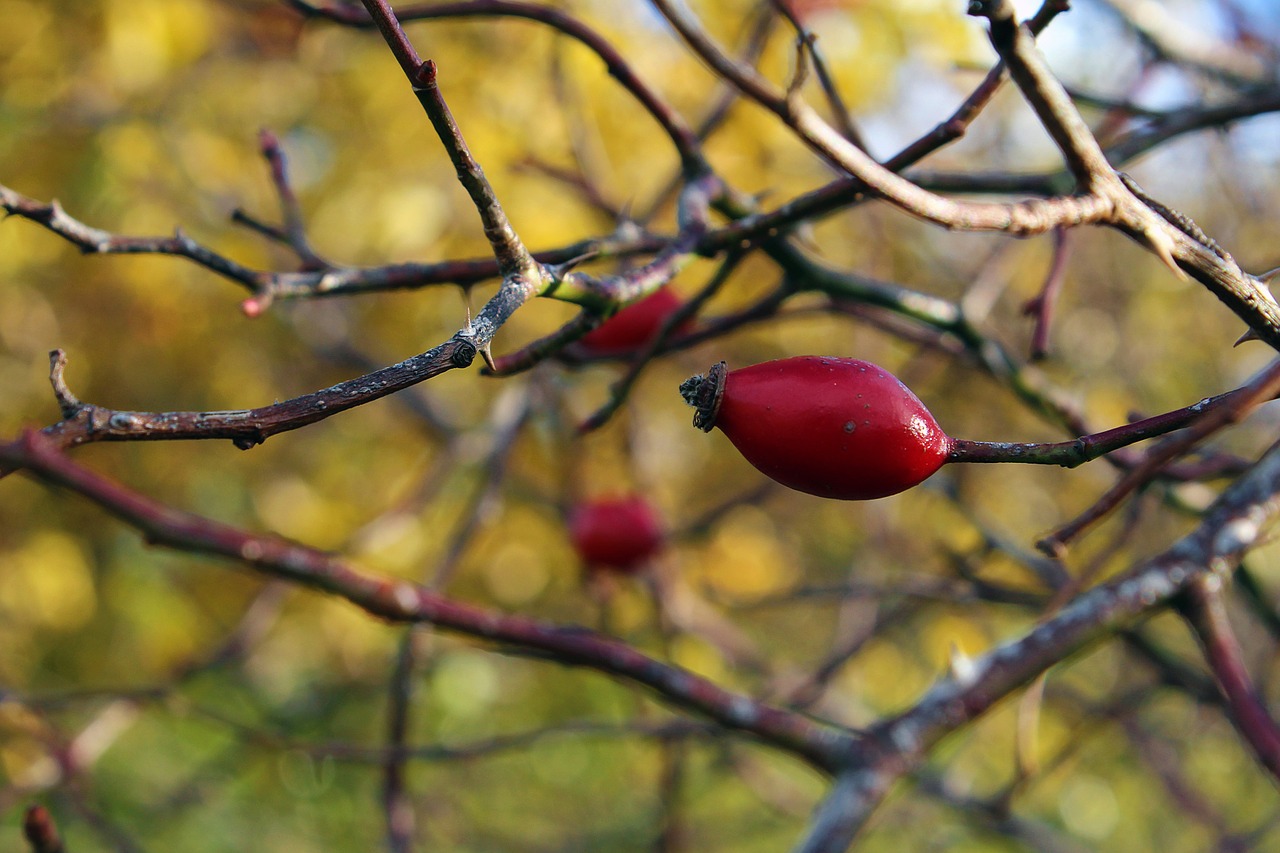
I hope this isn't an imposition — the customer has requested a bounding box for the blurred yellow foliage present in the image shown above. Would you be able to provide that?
[103,0,214,92]
[837,638,929,714]
[700,505,800,599]
[0,531,96,632]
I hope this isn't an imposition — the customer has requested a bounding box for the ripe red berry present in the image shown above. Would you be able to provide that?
[681,357,952,500]
[568,496,666,573]
[578,287,688,356]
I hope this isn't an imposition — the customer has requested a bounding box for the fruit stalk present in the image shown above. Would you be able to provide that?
[946,384,1260,468]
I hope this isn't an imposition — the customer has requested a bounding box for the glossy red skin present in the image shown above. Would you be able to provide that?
[568,497,665,573]
[714,356,952,500]
[578,288,687,356]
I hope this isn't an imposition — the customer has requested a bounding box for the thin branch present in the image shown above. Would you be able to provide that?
[654,0,1280,349]
[286,0,707,172]
[356,0,542,295]
[1181,575,1280,783]
[701,0,1068,249]
[237,128,328,270]
[382,633,418,853]
[792,771,871,853]
[515,157,622,222]
[948,369,1280,468]
[769,0,865,150]
[638,2,779,223]
[0,430,853,773]
[1098,0,1274,87]
[0,180,667,302]
[652,0,1118,238]
[25,342,474,457]
[380,384,533,850]
[1022,227,1071,360]
[970,0,1116,189]
[1037,358,1280,556]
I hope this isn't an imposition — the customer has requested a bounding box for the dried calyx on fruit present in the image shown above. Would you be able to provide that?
[568,496,666,573]
[578,287,689,356]
[680,357,952,500]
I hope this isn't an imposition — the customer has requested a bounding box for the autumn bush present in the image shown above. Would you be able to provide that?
[3,1,1280,851]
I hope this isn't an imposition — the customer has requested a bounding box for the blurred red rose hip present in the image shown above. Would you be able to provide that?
[578,287,688,356]
[568,496,666,572]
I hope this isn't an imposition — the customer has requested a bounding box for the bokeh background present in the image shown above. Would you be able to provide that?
[3,0,1280,850]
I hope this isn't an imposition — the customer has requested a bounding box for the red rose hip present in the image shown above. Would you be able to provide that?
[680,357,952,500]
[578,287,688,356]
[568,496,666,573]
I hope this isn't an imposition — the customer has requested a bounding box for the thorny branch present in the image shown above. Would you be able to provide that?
[1181,575,1280,783]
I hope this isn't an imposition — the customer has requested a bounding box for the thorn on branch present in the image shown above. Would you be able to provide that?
[1118,171,1227,264]
[1235,327,1260,347]
[546,250,601,280]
